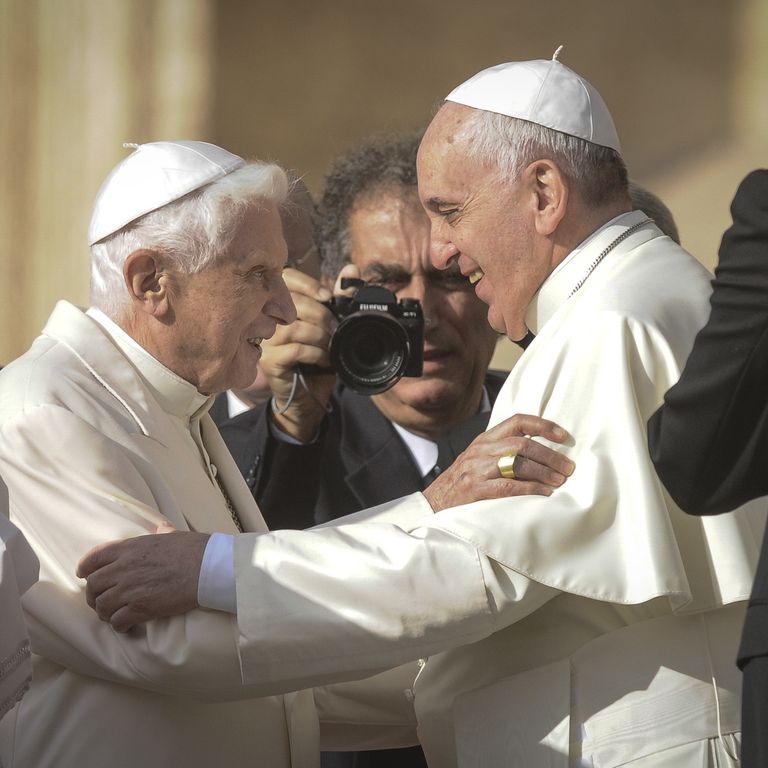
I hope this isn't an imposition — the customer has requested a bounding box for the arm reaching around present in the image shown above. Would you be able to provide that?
[78,412,573,629]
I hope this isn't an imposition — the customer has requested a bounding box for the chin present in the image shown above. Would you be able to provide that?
[486,307,508,336]
[389,376,460,410]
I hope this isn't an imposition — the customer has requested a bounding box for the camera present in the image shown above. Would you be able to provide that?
[319,278,424,395]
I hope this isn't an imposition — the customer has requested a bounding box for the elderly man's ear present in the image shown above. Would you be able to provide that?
[521,159,568,237]
[124,249,173,317]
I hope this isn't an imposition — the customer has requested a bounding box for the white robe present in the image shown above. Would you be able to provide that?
[232,212,765,766]
[0,493,38,722]
[0,303,321,768]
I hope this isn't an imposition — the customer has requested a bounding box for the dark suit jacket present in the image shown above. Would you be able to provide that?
[209,393,231,426]
[647,169,768,664]
[219,371,507,531]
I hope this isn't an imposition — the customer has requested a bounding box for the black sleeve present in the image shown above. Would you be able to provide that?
[218,403,326,530]
[648,169,768,515]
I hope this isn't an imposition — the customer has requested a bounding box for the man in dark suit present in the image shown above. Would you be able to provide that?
[648,169,768,767]
[219,135,520,767]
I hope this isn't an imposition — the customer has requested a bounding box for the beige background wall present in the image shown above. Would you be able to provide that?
[1,0,766,365]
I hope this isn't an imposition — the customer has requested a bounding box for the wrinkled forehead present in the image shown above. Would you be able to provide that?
[420,103,477,155]
[417,106,488,201]
[231,201,287,258]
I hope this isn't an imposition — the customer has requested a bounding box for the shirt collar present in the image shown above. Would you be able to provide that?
[87,307,212,421]
[392,387,492,477]
[524,210,648,334]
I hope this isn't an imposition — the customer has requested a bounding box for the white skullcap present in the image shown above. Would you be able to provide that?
[88,140,245,246]
[445,47,621,153]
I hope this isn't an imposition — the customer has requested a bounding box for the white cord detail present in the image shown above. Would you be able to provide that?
[270,372,301,416]
[270,370,333,417]
[700,614,741,765]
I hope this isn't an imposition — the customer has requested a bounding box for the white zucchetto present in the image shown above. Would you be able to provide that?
[88,140,245,246]
[445,47,621,153]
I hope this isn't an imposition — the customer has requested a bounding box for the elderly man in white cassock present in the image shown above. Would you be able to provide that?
[80,54,764,767]
[0,142,317,768]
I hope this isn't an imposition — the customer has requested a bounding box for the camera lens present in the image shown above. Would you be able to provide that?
[330,312,410,395]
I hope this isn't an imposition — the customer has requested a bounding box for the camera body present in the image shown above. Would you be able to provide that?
[324,278,424,395]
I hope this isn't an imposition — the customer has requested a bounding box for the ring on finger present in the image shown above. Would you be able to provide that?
[497,452,517,479]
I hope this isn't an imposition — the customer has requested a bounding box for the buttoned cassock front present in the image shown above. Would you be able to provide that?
[0,302,325,768]
[230,212,766,767]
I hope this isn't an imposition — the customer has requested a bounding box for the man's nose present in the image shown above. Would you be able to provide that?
[429,235,459,270]
[400,276,437,326]
[268,276,297,326]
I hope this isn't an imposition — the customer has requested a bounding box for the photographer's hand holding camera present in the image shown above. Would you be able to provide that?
[260,262,573,512]
[260,266,339,443]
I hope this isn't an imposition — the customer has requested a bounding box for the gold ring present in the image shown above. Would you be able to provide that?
[497,452,517,479]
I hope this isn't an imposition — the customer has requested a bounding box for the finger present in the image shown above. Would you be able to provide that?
[487,414,570,443]
[497,480,555,498]
[266,316,333,352]
[76,540,124,578]
[94,586,126,623]
[283,267,333,302]
[510,454,567,487]
[83,565,119,608]
[465,478,555,499]
[110,605,141,634]
[286,292,337,329]
[264,339,332,373]
[521,441,575,477]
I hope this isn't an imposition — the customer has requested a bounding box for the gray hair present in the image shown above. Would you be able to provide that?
[90,162,289,317]
[628,180,680,244]
[317,133,421,280]
[459,109,628,208]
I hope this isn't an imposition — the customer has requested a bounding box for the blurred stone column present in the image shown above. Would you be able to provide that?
[0,0,214,363]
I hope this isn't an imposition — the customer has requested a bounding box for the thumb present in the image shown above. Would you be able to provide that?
[155,521,177,534]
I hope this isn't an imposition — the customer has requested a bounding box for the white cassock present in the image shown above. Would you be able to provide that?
[229,211,764,767]
[0,305,328,768]
[0,487,38,723]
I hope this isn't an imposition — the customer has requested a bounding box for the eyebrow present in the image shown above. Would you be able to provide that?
[424,197,453,211]
[363,261,464,279]
[363,262,408,278]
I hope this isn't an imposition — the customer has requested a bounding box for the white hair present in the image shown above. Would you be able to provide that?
[458,108,628,207]
[90,162,289,317]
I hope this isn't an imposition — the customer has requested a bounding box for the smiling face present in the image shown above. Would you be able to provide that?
[348,186,498,437]
[165,203,296,394]
[417,103,555,340]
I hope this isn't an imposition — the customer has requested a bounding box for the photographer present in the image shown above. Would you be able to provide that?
[219,135,562,532]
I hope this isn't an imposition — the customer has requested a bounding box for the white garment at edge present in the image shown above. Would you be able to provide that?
[0,305,327,768]
[0,492,38,723]
[225,212,764,767]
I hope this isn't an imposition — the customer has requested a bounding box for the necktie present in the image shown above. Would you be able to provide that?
[422,465,440,489]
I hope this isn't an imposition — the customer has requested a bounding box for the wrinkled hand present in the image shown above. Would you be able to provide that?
[76,527,209,633]
[424,414,575,512]
[260,267,338,441]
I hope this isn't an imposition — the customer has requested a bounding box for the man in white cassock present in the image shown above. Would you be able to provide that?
[0,142,325,768]
[80,55,764,767]
[0,480,37,724]
[0,141,561,768]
